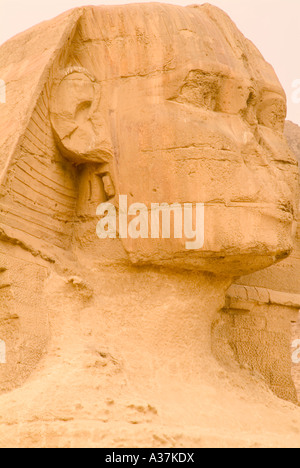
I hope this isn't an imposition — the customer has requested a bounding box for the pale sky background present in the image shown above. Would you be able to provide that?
[0,0,299,125]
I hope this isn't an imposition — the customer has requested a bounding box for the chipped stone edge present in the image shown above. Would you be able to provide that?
[226,284,300,309]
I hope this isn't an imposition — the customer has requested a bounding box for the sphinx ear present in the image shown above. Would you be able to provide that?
[50,67,113,165]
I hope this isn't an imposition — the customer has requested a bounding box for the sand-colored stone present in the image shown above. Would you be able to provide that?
[0,3,300,448]
[228,120,300,402]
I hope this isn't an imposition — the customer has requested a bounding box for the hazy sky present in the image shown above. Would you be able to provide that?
[0,0,300,124]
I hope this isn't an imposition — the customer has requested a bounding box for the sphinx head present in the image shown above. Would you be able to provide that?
[49,3,299,276]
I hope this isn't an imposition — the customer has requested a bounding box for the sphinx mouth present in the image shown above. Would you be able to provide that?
[221,201,296,222]
[260,204,295,223]
[278,201,295,216]
[211,200,295,213]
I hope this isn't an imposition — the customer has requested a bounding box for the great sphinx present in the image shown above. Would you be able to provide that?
[0,3,299,448]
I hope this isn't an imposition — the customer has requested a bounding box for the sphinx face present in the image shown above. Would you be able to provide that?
[52,4,299,275]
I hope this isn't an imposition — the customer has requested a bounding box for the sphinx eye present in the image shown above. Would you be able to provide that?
[257,97,286,133]
[175,71,221,111]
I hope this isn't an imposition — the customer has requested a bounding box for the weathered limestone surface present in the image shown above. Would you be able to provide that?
[285,121,300,399]
[213,284,300,403]
[237,121,300,295]
[228,121,300,401]
[0,3,299,448]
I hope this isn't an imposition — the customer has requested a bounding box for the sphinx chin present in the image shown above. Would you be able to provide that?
[122,204,295,276]
[127,249,292,277]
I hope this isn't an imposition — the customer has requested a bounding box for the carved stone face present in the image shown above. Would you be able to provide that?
[50,4,299,275]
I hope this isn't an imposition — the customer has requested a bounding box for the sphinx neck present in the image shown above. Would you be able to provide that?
[89,266,232,394]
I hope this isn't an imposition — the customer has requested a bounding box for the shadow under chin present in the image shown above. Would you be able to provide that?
[126,248,294,278]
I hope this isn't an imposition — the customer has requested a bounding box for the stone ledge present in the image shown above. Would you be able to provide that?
[226,284,300,310]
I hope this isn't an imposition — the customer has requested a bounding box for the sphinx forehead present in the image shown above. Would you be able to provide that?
[72,3,283,95]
